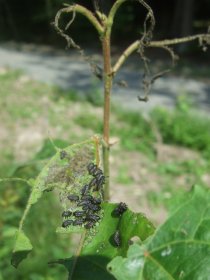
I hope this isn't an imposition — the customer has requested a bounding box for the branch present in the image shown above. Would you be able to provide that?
[113,33,210,74]
[113,40,140,74]
[54,4,104,37]
[108,0,127,21]
[138,69,170,102]
[149,34,210,47]
[106,0,127,36]
[92,0,107,26]
[54,4,106,80]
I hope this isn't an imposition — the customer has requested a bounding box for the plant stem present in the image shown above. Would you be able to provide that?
[102,34,112,201]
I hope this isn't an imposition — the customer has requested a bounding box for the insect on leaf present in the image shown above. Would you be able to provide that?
[11,136,101,267]
[53,202,155,279]
[107,185,210,280]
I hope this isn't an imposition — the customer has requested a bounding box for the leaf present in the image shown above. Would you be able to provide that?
[108,185,210,280]
[54,202,155,280]
[11,230,33,268]
[11,136,100,267]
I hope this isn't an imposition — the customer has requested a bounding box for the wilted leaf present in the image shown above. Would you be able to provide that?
[108,185,210,280]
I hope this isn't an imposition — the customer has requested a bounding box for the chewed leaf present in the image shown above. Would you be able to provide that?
[53,202,155,279]
[56,226,84,234]
[11,230,33,268]
[11,136,100,267]
[108,185,210,280]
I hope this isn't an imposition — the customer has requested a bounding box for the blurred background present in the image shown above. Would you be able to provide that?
[0,0,210,46]
[0,0,210,279]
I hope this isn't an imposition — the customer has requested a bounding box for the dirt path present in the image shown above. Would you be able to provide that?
[0,43,210,114]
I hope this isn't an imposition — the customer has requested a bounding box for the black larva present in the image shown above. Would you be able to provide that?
[96,173,105,182]
[89,177,98,188]
[87,163,97,175]
[96,176,105,188]
[82,205,90,211]
[81,195,93,201]
[114,202,127,216]
[94,169,103,177]
[87,162,95,173]
[86,214,100,222]
[91,197,102,205]
[87,163,103,177]
[113,230,121,247]
[62,219,73,228]
[77,200,91,207]
[73,219,84,226]
[73,210,86,217]
[88,204,101,212]
[81,184,90,196]
[62,210,72,218]
[92,168,103,177]
[60,150,68,160]
[67,194,79,202]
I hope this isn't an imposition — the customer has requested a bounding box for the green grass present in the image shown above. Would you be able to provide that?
[113,109,156,156]
[53,84,104,107]
[75,113,103,132]
[151,98,210,158]
[116,164,134,185]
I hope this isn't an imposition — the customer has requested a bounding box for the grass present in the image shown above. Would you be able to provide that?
[0,69,210,278]
[152,107,210,158]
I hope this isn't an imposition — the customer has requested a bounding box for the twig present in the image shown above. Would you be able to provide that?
[113,33,210,74]
[138,69,170,102]
[137,0,155,44]
[54,4,105,81]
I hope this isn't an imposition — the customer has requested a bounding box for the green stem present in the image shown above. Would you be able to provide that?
[55,4,104,36]
[102,35,112,201]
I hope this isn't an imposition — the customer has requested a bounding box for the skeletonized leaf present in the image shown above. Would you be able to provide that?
[11,136,100,267]
[108,185,210,280]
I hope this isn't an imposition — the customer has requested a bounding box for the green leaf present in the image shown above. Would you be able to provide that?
[11,137,100,267]
[54,202,155,279]
[11,230,33,268]
[108,185,210,280]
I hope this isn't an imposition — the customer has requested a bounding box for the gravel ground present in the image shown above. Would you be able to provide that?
[0,43,210,114]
